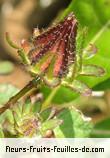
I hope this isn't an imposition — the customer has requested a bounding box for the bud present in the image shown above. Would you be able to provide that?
[28,13,78,86]
[6,13,78,87]
[6,13,105,96]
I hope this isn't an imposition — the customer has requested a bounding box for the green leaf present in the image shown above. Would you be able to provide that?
[22,99,32,115]
[53,86,78,104]
[93,79,110,90]
[32,101,42,113]
[0,84,19,105]
[54,107,93,138]
[40,85,77,105]
[91,118,110,138]
[40,108,52,121]
[40,119,62,137]
[0,61,14,75]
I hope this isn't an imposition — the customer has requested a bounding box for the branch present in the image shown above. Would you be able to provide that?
[0,76,40,115]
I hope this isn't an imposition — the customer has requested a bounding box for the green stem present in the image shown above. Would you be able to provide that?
[41,86,60,112]
[0,76,40,115]
[6,32,20,49]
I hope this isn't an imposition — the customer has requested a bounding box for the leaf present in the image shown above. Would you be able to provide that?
[40,108,52,121]
[0,84,19,105]
[53,87,78,104]
[40,119,63,137]
[22,99,32,115]
[40,85,78,104]
[0,61,14,75]
[54,107,93,138]
[93,79,110,90]
[91,118,110,138]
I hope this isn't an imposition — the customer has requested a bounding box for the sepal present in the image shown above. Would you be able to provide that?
[62,79,92,96]
[80,64,105,77]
